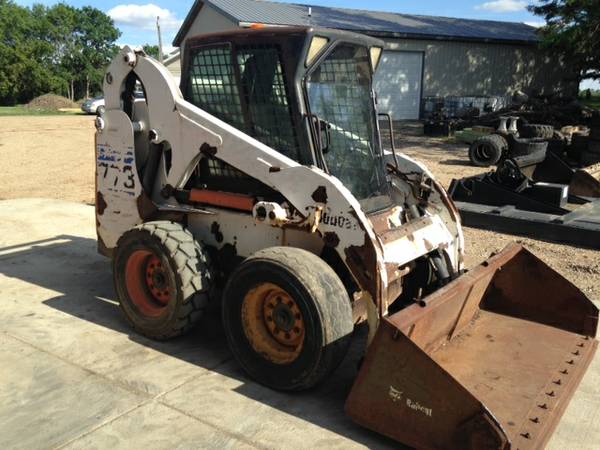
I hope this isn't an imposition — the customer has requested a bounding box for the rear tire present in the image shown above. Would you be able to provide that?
[113,221,212,340]
[96,106,105,116]
[222,247,353,391]
[468,134,506,167]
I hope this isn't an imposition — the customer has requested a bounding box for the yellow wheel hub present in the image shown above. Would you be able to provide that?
[241,282,305,365]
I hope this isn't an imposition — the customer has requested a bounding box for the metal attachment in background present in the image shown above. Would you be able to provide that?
[448,157,600,249]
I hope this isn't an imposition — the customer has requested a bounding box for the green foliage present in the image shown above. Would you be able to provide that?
[0,0,121,105]
[142,44,160,60]
[579,95,600,110]
[529,0,600,82]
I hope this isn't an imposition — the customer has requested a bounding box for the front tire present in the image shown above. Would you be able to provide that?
[222,247,353,391]
[113,221,212,340]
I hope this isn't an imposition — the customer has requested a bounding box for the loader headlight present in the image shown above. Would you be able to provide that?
[306,36,329,66]
[370,46,383,70]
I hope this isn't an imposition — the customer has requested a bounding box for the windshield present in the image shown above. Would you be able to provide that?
[306,44,391,212]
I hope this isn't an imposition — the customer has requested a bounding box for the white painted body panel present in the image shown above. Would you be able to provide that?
[96,47,464,317]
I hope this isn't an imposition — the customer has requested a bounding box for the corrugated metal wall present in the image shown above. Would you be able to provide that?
[384,38,577,98]
[179,6,577,102]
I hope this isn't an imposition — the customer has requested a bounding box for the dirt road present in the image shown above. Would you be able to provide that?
[0,115,95,204]
[1,115,598,301]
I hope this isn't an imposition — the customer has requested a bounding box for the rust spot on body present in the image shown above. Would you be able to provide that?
[345,237,380,307]
[323,232,340,248]
[311,186,328,203]
[96,191,107,215]
[137,193,157,220]
[211,222,224,243]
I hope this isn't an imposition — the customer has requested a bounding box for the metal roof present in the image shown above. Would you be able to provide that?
[174,0,539,46]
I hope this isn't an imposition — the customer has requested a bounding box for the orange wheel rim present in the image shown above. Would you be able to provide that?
[125,250,173,318]
[241,282,305,365]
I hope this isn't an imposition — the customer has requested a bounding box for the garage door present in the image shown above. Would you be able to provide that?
[374,51,423,120]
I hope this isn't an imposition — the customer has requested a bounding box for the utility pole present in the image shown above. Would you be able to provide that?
[156,16,164,63]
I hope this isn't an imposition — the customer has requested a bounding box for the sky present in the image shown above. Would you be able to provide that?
[13,0,599,88]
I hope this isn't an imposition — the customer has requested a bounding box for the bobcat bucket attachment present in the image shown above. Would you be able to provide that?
[346,243,598,450]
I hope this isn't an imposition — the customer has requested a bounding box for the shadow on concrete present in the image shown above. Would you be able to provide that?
[0,235,400,449]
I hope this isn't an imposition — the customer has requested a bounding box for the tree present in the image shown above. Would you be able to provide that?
[0,1,120,104]
[41,4,121,100]
[142,44,160,60]
[77,6,121,99]
[0,0,60,104]
[529,0,600,83]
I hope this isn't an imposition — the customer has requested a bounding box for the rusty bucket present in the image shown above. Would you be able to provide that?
[346,244,598,449]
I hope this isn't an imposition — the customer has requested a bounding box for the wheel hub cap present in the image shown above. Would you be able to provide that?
[125,250,173,317]
[242,282,305,365]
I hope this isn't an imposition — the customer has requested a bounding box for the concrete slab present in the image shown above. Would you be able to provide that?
[0,333,145,450]
[0,198,599,449]
[66,401,256,450]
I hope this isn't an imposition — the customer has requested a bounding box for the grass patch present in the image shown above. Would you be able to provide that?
[0,106,83,116]
[580,96,600,110]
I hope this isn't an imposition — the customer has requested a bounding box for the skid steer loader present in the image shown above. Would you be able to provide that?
[95,27,598,449]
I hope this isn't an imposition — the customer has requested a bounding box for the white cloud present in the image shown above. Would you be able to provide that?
[108,4,183,31]
[524,21,545,28]
[581,79,600,90]
[475,0,527,12]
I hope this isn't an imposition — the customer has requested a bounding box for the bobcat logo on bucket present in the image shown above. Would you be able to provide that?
[389,386,433,418]
[388,385,403,402]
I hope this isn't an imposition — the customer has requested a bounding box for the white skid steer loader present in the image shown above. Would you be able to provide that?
[95,27,598,449]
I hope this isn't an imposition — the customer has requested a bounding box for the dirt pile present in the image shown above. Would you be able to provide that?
[26,94,78,111]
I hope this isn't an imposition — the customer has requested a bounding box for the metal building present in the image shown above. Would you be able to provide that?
[172,0,576,120]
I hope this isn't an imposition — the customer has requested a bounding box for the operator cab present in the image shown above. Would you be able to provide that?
[180,26,390,213]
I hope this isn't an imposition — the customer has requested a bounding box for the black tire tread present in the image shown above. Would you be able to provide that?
[468,134,506,167]
[508,135,548,157]
[116,221,212,340]
[225,247,353,391]
[521,124,554,139]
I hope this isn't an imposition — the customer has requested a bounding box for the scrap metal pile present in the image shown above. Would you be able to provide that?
[449,105,600,248]
[424,92,597,137]
[466,94,596,129]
